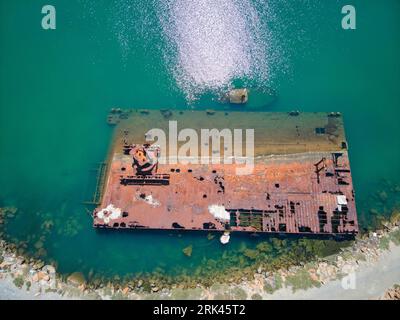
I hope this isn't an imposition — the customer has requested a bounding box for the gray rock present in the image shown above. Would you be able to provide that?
[33,261,45,270]
[43,265,56,275]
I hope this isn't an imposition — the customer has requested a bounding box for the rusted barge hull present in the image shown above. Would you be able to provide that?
[93,110,358,237]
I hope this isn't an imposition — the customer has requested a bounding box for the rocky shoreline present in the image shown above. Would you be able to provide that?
[1,206,400,300]
[382,284,400,300]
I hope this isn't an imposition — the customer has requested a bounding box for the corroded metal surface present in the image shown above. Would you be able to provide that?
[111,110,347,156]
[93,110,358,237]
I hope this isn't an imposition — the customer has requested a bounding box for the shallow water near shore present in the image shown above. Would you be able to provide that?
[1,0,400,280]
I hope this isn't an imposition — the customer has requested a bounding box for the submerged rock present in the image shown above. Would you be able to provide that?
[378,191,388,203]
[256,242,272,253]
[182,245,193,257]
[34,240,44,250]
[4,207,18,216]
[42,220,54,231]
[370,208,380,216]
[390,211,400,225]
[207,233,215,241]
[243,249,258,260]
[67,272,86,286]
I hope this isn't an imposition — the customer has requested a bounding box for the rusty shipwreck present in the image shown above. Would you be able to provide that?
[92,109,358,238]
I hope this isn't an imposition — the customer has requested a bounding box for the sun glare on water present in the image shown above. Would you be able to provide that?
[158,0,280,100]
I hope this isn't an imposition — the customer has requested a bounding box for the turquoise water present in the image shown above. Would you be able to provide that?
[1,0,400,279]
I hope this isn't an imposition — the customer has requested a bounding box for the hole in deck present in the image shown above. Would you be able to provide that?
[172,222,184,229]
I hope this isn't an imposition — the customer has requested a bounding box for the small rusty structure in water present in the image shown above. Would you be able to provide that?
[94,109,358,238]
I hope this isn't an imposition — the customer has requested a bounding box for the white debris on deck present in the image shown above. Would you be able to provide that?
[208,205,230,221]
[336,195,348,212]
[145,195,160,207]
[139,195,160,207]
[97,204,122,223]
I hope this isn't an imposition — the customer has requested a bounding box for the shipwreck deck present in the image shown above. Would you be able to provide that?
[93,110,358,237]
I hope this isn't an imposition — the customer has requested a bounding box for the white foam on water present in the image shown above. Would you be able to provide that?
[158,0,278,100]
